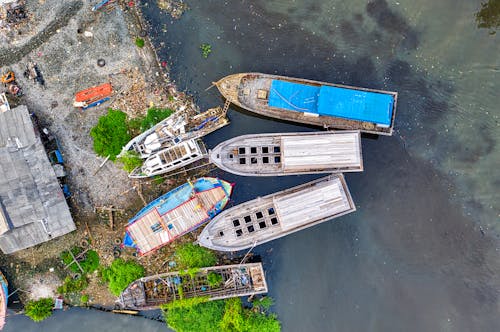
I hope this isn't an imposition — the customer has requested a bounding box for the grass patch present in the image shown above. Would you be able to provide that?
[118,150,143,173]
[175,243,217,269]
[138,107,174,132]
[57,276,88,295]
[60,248,100,274]
[101,259,145,296]
[25,298,53,322]
[90,109,131,161]
[207,272,223,288]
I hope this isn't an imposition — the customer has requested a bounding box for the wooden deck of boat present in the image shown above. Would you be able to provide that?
[198,174,356,251]
[118,263,268,310]
[127,186,227,254]
[215,73,397,135]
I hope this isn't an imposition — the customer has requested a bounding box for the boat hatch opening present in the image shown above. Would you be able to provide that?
[247,225,255,233]
[263,157,269,164]
[238,147,245,154]
[262,147,269,153]
[259,221,267,229]
[271,217,279,225]
[244,216,252,223]
[239,158,246,164]
[274,156,281,163]
[250,147,257,154]
[236,229,243,237]
[256,212,263,219]
[268,207,275,215]
[219,231,224,237]
[233,219,240,227]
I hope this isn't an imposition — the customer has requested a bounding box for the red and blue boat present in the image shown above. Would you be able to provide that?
[124,177,233,255]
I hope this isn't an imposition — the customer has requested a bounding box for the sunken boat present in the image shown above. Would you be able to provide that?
[124,177,233,255]
[209,130,363,176]
[214,73,397,136]
[0,271,7,329]
[122,106,228,159]
[129,139,206,178]
[118,263,267,310]
[198,174,355,252]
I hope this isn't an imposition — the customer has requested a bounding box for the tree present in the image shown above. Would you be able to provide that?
[90,109,131,161]
[25,298,53,322]
[101,259,145,296]
[164,300,225,332]
[139,107,174,132]
[220,298,245,332]
[175,243,217,269]
[476,0,500,32]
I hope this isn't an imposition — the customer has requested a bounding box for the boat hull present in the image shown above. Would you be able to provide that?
[215,73,397,136]
[209,130,363,176]
[198,174,356,251]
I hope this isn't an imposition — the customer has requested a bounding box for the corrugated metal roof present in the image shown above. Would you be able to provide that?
[0,106,75,254]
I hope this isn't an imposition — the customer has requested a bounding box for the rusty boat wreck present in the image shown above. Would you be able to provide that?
[118,263,268,310]
[209,130,363,176]
[214,72,397,135]
[198,175,356,252]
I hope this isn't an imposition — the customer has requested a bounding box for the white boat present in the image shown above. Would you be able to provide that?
[198,174,356,252]
[209,130,363,176]
[129,139,206,178]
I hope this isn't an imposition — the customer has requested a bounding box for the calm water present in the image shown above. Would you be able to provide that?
[9,0,499,331]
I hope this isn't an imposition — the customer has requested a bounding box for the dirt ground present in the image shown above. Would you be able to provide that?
[0,0,218,308]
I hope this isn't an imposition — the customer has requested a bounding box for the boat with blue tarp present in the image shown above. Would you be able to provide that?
[123,177,233,255]
[214,73,398,135]
[0,271,7,330]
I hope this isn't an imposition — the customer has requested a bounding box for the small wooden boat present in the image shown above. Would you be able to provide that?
[214,73,397,136]
[118,263,267,310]
[122,106,228,159]
[124,177,233,255]
[73,82,113,110]
[0,271,7,330]
[198,174,355,252]
[129,139,206,178]
[209,130,363,176]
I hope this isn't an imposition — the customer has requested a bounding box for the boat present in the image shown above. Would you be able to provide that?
[129,139,207,178]
[198,174,355,252]
[0,271,7,330]
[73,82,112,110]
[124,177,233,255]
[214,73,398,136]
[209,130,363,176]
[118,263,267,310]
[122,106,228,159]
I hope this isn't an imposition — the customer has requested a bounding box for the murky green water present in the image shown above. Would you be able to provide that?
[7,1,499,331]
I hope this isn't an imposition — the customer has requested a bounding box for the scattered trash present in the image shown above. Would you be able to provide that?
[0,93,10,112]
[83,30,93,38]
[23,62,45,86]
[1,70,23,97]
[92,0,114,12]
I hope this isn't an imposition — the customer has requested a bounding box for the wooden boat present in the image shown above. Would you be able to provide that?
[124,177,233,255]
[209,130,363,176]
[73,82,112,110]
[214,73,398,136]
[118,263,267,310]
[198,174,355,252]
[129,139,206,178]
[121,106,228,159]
[0,271,7,330]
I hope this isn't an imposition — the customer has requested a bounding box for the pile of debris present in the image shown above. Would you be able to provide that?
[1,70,22,97]
[157,0,188,19]
[0,0,27,30]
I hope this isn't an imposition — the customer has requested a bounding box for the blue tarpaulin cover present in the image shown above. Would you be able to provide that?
[268,80,320,113]
[267,80,393,126]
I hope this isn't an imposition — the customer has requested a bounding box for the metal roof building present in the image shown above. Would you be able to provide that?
[0,105,75,254]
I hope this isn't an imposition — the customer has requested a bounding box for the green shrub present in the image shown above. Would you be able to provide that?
[161,296,210,311]
[207,272,223,288]
[135,37,145,48]
[220,298,245,332]
[101,259,145,296]
[90,109,131,161]
[164,299,225,332]
[118,150,143,173]
[200,43,212,58]
[475,0,500,31]
[254,296,274,311]
[25,298,53,322]
[175,243,217,269]
[57,276,88,295]
[139,107,174,132]
[60,248,99,274]
[80,294,89,305]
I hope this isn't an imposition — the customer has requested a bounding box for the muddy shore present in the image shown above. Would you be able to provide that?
[0,0,217,311]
